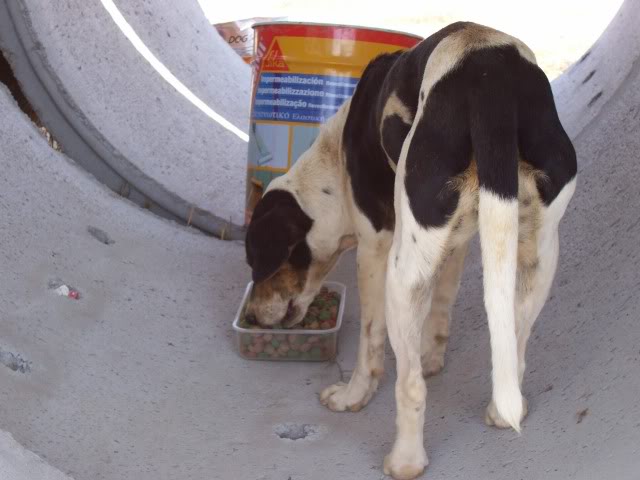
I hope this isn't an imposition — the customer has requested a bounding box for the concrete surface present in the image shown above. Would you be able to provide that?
[1,1,639,480]
[0,0,250,236]
[552,0,640,140]
[0,430,74,480]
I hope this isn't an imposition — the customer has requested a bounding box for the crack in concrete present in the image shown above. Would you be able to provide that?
[87,225,115,245]
[47,277,65,290]
[0,348,31,373]
[274,423,321,441]
[332,358,349,383]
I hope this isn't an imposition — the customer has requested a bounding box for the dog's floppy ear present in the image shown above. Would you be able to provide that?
[246,190,313,283]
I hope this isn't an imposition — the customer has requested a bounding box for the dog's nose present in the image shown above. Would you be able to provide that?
[245,312,258,325]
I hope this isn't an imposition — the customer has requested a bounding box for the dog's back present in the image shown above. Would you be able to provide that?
[345,22,576,218]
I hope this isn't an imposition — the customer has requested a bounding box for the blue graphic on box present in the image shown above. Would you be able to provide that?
[252,73,359,123]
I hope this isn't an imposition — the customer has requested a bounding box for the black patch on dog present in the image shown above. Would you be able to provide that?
[403,44,576,224]
[404,46,482,227]
[343,52,402,232]
[245,190,313,283]
[466,47,521,200]
[386,22,471,112]
[343,22,470,232]
[581,70,595,84]
[381,114,411,167]
[404,102,469,227]
[515,52,577,204]
[322,187,332,195]
[289,240,312,270]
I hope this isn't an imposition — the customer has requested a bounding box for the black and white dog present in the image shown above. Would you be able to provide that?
[244,22,576,480]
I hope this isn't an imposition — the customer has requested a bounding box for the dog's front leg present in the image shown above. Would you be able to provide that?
[320,234,391,412]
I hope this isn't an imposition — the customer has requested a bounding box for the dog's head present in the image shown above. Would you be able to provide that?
[245,189,352,327]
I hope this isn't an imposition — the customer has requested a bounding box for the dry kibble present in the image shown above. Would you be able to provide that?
[239,288,341,361]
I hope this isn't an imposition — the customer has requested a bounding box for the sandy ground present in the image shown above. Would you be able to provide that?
[201,0,624,79]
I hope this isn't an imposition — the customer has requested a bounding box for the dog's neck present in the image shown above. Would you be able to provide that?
[267,101,357,257]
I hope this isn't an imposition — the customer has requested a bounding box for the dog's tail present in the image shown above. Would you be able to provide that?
[468,48,523,432]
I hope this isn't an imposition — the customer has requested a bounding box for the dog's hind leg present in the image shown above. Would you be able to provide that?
[320,231,392,412]
[383,214,457,479]
[383,139,465,478]
[421,241,468,377]
[383,36,476,478]
[485,176,576,427]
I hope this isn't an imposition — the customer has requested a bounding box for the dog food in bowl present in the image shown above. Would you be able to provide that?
[232,281,346,361]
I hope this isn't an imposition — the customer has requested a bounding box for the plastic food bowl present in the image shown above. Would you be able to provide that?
[232,281,346,361]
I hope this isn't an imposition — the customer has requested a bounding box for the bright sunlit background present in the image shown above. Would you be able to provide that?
[199,0,623,79]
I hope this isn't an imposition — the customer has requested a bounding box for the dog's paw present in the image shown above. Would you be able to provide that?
[319,378,378,412]
[485,397,529,429]
[383,446,428,480]
[420,351,445,378]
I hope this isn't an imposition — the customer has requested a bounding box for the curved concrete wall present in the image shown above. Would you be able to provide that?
[0,0,250,237]
[0,1,639,479]
[0,430,73,480]
[553,0,640,141]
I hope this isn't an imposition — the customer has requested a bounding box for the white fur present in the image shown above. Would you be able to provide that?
[320,227,392,411]
[478,189,523,432]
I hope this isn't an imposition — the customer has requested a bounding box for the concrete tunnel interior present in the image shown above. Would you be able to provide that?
[0,0,639,479]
